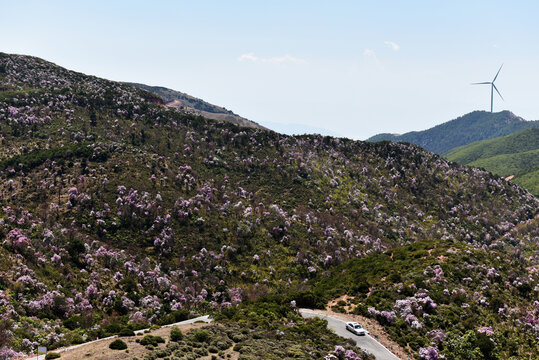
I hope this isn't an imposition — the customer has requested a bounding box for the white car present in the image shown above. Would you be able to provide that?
[346,322,368,336]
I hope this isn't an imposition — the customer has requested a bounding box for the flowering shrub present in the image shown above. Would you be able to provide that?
[313,231,539,359]
[0,52,536,359]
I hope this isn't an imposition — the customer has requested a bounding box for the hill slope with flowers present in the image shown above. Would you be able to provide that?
[0,53,537,359]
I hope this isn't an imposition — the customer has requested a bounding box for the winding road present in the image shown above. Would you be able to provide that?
[23,312,399,360]
[300,309,400,360]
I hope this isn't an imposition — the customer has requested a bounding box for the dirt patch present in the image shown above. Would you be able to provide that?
[328,294,357,313]
[305,307,412,360]
[31,322,212,360]
[436,255,447,263]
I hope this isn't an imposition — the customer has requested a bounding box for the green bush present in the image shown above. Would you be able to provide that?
[119,327,135,336]
[63,316,82,330]
[191,329,210,343]
[156,309,190,325]
[103,323,124,336]
[140,334,165,346]
[45,353,61,360]
[287,290,326,309]
[109,339,128,350]
[170,326,183,341]
[71,334,85,344]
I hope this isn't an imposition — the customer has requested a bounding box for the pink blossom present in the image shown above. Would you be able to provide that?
[477,326,494,335]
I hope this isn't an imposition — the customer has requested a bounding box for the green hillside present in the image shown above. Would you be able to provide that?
[367,111,539,154]
[446,128,539,196]
[515,167,539,197]
[0,52,538,360]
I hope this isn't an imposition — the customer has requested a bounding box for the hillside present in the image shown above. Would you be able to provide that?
[445,128,539,196]
[126,82,265,130]
[0,53,538,360]
[367,111,539,154]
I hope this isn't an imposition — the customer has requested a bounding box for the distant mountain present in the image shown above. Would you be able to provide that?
[446,128,539,196]
[126,82,265,130]
[367,111,539,154]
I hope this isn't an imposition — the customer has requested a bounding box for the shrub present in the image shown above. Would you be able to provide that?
[214,339,232,350]
[287,290,326,309]
[71,334,84,344]
[103,323,124,336]
[109,339,128,350]
[45,353,61,360]
[119,327,135,336]
[140,334,165,346]
[63,316,82,330]
[156,309,190,325]
[170,326,183,341]
[191,329,210,342]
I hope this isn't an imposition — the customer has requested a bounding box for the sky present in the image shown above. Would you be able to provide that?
[1,0,539,139]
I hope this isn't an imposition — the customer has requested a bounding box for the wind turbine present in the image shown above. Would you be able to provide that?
[472,64,504,112]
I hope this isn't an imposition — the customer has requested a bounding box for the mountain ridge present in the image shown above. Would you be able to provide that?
[126,82,266,130]
[367,110,539,154]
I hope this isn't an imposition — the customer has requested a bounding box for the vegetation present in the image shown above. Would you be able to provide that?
[109,339,128,350]
[127,82,263,129]
[445,128,539,196]
[139,335,165,347]
[170,326,183,342]
[307,223,539,359]
[143,299,373,360]
[0,52,537,359]
[367,111,539,154]
[45,353,61,359]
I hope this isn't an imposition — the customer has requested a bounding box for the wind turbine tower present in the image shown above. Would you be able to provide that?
[472,64,504,112]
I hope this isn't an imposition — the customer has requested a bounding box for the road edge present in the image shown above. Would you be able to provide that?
[299,308,401,360]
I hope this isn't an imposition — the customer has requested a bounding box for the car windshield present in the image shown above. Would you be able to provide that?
[354,325,363,329]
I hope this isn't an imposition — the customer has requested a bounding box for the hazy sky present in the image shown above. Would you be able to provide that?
[2,1,539,139]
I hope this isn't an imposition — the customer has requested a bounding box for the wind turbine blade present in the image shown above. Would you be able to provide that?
[493,84,504,100]
[492,64,503,82]
[471,82,491,85]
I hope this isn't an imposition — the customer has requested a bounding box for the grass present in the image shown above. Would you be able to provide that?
[445,128,539,195]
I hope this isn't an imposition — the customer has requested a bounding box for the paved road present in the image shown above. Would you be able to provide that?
[24,312,399,360]
[134,314,212,334]
[300,310,400,360]
[23,315,212,360]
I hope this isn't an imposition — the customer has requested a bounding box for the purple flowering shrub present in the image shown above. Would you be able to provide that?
[314,221,539,359]
[0,52,537,358]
